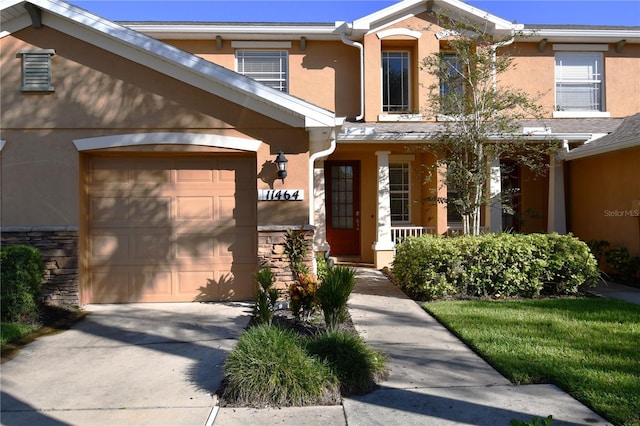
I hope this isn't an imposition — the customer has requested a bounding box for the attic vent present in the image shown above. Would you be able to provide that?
[18,49,55,91]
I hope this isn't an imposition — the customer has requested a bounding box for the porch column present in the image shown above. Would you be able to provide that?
[489,159,503,232]
[313,160,330,253]
[373,151,394,268]
[547,153,567,234]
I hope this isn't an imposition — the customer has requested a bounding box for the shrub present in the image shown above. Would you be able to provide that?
[1,245,44,324]
[316,266,356,330]
[605,247,640,284]
[288,273,318,320]
[254,267,279,325]
[221,324,339,407]
[392,233,598,300]
[315,252,329,282]
[306,330,387,395]
[283,229,310,276]
[534,233,599,293]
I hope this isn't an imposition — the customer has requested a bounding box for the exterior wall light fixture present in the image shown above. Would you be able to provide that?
[275,151,288,183]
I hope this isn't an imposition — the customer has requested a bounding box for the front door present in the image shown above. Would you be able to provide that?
[325,161,360,256]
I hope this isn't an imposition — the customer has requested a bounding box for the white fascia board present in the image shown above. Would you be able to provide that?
[73,133,262,152]
[563,139,640,160]
[353,0,424,31]
[433,0,514,31]
[21,0,338,130]
[0,12,30,38]
[125,23,341,41]
[521,28,640,43]
[352,0,514,36]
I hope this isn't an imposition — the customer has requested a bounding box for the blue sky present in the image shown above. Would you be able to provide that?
[70,1,640,26]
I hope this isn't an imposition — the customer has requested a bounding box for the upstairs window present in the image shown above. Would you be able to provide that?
[19,49,55,92]
[236,50,288,92]
[389,162,410,223]
[555,52,604,112]
[382,51,410,112]
[439,54,464,114]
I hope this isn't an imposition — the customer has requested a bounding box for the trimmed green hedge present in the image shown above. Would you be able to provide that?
[1,245,44,323]
[392,233,598,300]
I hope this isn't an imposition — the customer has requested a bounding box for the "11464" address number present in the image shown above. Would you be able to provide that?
[258,189,305,201]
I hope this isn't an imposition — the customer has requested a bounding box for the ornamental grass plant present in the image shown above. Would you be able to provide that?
[316,266,356,330]
[221,324,340,407]
[305,329,388,395]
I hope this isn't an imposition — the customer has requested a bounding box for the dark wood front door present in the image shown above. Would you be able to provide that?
[325,161,360,256]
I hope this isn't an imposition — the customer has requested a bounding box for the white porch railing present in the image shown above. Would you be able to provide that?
[391,224,489,245]
[391,226,437,244]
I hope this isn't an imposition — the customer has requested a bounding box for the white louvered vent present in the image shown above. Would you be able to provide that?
[19,49,55,91]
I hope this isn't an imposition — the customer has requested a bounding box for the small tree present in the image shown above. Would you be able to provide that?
[421,14,559,235]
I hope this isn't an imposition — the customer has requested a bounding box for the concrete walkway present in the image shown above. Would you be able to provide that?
[588,279,640,305]
[215,268,613,426]
[1,302,252,426]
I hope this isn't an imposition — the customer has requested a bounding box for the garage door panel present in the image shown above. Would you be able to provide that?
[88,154,257,303]
[177,271,213,297]
[129,197,172,225]
[90,233,129,261]
[177,196,214,220]
[132,233,172,261]
[90,270,131,303]
[90,158,130,184]
[90,197,129,224]
[133,270,173,297]
[176,233,215,259]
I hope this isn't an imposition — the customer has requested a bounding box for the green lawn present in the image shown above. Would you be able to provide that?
[1,323,39,345]
[423,298,640,426]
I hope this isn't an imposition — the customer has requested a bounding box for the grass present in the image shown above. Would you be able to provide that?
[2,305,87,362]
[220,324,387,407]
[1,323,39,345]
[423,298,640,426]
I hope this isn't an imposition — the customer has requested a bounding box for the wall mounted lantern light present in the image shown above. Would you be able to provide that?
[275,151,288,183]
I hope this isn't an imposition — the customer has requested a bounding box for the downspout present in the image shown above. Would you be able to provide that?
[308,129,338,228]
[340,28,364,121]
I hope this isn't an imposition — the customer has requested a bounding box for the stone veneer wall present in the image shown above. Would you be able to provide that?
[257,225,315,289]
[1,227,79,307]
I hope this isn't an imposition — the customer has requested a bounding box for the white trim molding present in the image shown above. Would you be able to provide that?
[553,111,611,118]
[553,44,609,51]
[378,114,423,122]
[231,41,292,49]
[73,133,262,152]
[377,28,422,39]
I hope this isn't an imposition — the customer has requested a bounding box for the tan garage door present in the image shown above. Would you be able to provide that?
[87,154,257,303]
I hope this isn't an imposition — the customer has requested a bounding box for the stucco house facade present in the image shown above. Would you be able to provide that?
[1,0,639,305]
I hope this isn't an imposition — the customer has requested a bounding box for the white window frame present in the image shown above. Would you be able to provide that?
[382,51,410,113]
[554,51,609,118]
[235,50,288,92]
[389,162,411,223]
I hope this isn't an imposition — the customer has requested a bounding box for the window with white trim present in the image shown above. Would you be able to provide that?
[236,50,288,92]
[389,162,410,223]
[19,49,55,92]
[382,51,410,112]
[439,54,464,114]
[555,52,604,112]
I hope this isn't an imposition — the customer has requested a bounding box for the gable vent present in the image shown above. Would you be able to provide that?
[18,49,55,91]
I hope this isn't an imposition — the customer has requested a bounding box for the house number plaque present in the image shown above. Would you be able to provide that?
[258,189,305,201]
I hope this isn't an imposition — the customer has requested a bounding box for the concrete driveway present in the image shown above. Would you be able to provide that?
[1,302,252,426]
